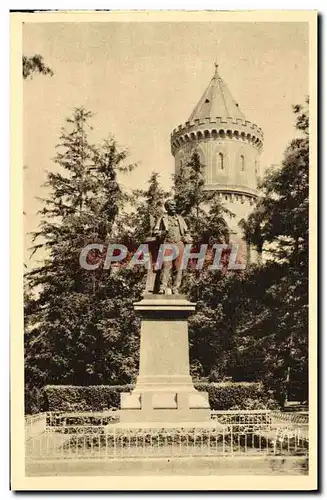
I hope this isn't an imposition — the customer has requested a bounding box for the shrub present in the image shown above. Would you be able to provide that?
[44,384,134,412]
[25,385,46,414]
[43,381,278,412]
[194,381,279,410]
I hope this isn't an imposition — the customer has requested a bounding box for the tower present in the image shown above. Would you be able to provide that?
[170,64,264,254]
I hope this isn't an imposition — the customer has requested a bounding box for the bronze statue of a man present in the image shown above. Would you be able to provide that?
[151,199,192,295]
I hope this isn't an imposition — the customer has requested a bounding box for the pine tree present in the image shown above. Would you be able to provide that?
[24,108,142,411]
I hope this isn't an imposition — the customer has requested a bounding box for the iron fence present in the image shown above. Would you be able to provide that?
[25,410,309,461]
[25,413,47,440]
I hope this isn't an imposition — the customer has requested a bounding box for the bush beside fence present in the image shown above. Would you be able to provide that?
[44,384,134,412]
[196,382,278,410]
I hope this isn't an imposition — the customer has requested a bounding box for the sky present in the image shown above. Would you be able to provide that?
[23,21,309,268]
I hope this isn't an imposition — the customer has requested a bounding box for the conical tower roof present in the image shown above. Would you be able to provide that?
[188,64,245,122]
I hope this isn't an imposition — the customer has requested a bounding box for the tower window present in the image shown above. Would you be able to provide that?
[255,160,258,175]
[218,152,224,170]
[240,154,245,171]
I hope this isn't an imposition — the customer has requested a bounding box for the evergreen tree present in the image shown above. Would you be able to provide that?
[25,108,142,411]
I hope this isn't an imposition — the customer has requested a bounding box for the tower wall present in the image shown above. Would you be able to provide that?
[174,138,260,194]
[171,128,262,241]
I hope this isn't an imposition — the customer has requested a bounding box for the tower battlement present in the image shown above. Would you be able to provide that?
[170,117,263,155]
[171,116,263,139]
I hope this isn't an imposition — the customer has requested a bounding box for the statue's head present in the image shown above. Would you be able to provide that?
[164,199,176,215]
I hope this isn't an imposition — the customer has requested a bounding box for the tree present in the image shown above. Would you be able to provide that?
[23,54,53,79]
[24,107,142,411]
[243,97,309,266]
[178,100,309,401]
[233,98,309,402]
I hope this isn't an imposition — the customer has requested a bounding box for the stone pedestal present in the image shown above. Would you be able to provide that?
[119,295,211,424]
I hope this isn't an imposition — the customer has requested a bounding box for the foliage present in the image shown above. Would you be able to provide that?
[44,384,134,411]
[23,54,53,79]
[25,386,46,415]
[230,99,309,403]
[177,99,309,404]
[242,101,309,266]
[195,382,278,410]
[25,97,309,413]
[24,108,142,405]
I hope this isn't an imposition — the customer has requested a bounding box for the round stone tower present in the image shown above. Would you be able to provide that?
[170,64,264,255]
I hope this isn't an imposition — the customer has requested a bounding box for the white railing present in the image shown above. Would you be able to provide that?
[25,422,309,460]
[25,410,309,461]
[25,413,47,440]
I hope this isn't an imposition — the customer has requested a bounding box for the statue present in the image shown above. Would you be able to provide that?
[145,199,192,295]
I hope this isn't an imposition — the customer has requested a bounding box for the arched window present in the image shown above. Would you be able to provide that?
[240,154,245,171]
[255,160,258,175]
[218,152,224,170]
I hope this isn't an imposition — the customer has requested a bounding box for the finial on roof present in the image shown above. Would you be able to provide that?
[214,40,219,75]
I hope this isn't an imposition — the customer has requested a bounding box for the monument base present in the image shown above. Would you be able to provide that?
[119,295,211,425]
[120,390,211,423]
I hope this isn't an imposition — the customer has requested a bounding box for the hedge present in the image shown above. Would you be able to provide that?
[43,384,134,412]
[43,382,278,412]
[195,382,278,410]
